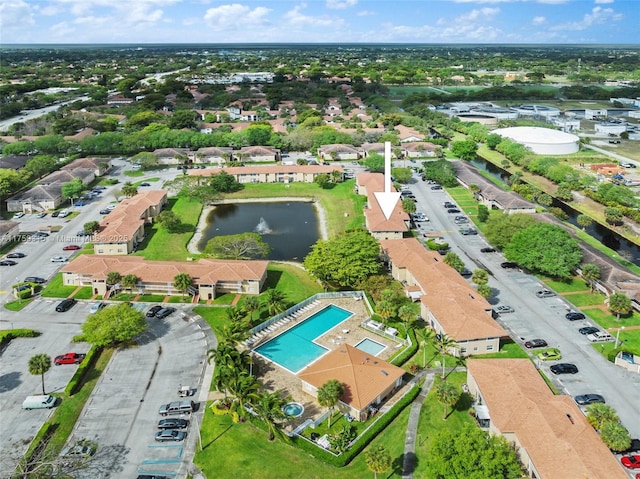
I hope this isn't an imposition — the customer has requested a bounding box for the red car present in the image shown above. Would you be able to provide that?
[622,455,640,469]
[54,352,86,365]
[62,245,81,251]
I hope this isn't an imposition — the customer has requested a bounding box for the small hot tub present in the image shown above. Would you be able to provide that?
[282,402,304,418]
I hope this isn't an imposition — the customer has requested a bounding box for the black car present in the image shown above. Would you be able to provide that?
[480,247,496,253]
[578,326,600,335]
[430,185,443,190]
[155,307,176,319]
[574,394,605,405]
[56,298,77,312]
[158,418,189,429]
[99,209,111,215]
[443,202,456,208]
[51,211,60,217]
[0,259,17,266]
[566,311,586,321]
[447,208,461,214]
[459,269,472,277]
[140,182,151,187]
[550,363,579,375]
[146,305,163,318]
[6,252,26,258]
[25,276,46,284]
[501,262,518,269]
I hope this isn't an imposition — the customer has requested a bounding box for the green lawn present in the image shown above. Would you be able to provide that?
[134,196,202,261]
[563,292,607,307]
[593,329,640,357]
[4,298,34,311]
[137,294,167,302]
[475,339,529,359]
[194,401,410,479]
[542,277,590,293]
[72,287,94,300]
[40,273,78,298]
[584,307,640,329]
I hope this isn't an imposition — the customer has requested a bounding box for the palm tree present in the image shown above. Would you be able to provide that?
[243,295,260,321]
[317,379,344,428]
[435,380,459,420]
[106,271,121,286]
[433,333,456,379]
[581,263,600,293]
[226,372,260,420]
[121,274,138,293]
[476,284,492,299]
[397,304,416,336]
[220,317,251,346]
[586,403,619,431]
[249,389,289,441]
[375,300,396,323]
[416,327,435,367]
[28,354,52,395]
[173,272,192,298]
[443,251,464,272]
[121,181,138,198]
[265,289,286,315]
[365,445,392,479]
[608,292,631,321]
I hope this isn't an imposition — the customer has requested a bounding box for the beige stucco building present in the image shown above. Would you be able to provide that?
[356,173,410,240]
[189,164,344,184]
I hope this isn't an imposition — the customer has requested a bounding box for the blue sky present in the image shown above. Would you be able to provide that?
[1,0,638,44]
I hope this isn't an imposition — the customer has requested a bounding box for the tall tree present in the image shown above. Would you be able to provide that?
[471,269,489,286]
[435,380,459,420]
[317,379,344,428]
[577,214,593,231]
[121,274,138,293]
[265,289,286,315]
[61,178,85,205]
[243,296,260,321]
[586,403,619,431]
[106,271,122,286]
[249,390,289,441]
[600,421,632,452]
[83,221,100,233]
[434,333,455,379]
[608,292,631,321]
[581,263,600,294]
[376,300,396,323]
[365,445,392,479]
[121,182,138,198]
[476,283,493,299]
[443,251,465,272]
[304,228,382,288]
[81,303,147,347]
[398,304,416,336]
[205,233,271,260]
[28,354,52,395]
[173,273,193,298]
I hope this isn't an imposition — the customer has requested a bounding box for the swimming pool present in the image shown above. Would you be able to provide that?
[355,338,387,356]
[254,304,353,373]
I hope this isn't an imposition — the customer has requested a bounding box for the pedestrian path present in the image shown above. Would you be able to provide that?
[401,372,435,479]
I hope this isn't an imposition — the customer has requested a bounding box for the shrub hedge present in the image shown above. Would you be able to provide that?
[0,328,40,347]
[65,345,102,396]
[390,328,418,366]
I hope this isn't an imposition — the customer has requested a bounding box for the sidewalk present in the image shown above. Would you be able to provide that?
[401,372,435,479]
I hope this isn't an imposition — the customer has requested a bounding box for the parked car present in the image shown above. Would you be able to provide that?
[55,298,77,312]
[6,252,26,258]
[58,209,70,218]
[155,307,176,319]
[146,305,163,318]
[155,429,186,442]
[76,231,92,237]
[62,244,81,251]
[459,269,472,277]
[0,260,17,266]
[25,276,46,284]
[524,338,548,349]
[89,302,106,314]
[430,185,443,190]
[621,455,640,469]
[480,247,496,253]
[454,216,469,224]
[32,231,49,238]
[51,211,60,217]
[574,394,605,405]
[537,348,562,361]
[550,363,578,375]
[99,209,111,215]
[36,212,47,218]
[74,201,86,206]
[54,352,86,365]
[578,326,600,335]
[459,228,478,235]
[443,202,456,208]
[14,212,25,218]
[501,262,518,269]
[140,182,151,187]
[565,311,586,321]
[157,418,189,429]
[536,289,556,298]
[495,305,514,314]
[51,256,68,262]
[447,208,461,214]
[61,443,95,458]
[586,331,614,343]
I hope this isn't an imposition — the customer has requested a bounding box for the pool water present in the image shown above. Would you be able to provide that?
[355,338,387,356]
[254,304,353,372]
[283,402,304,417]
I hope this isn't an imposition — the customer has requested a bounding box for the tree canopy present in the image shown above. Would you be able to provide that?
[81,303,147,347]
[304,228,382,288]
[205,232,271,260]
[427,425,524,479]
[484,213,537,250]
[503,223,582,279]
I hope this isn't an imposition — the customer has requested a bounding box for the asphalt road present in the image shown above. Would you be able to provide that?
[408,172,640,439]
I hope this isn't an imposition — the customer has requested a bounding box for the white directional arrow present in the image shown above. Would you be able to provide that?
[374,141,401,220]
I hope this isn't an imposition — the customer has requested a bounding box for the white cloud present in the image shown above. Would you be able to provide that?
[550,6,622,31]
[326,0,357,9]
[594,0,614,3]
[532,15,546,25]
[284,3,344,27]
[0,0,35,39]
[204,3,270,28]
[356,10,375,16]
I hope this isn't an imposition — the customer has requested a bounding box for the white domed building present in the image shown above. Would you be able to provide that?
[492,126,579,155]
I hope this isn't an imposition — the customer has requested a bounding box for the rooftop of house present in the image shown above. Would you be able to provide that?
[356,173,410,233]
[467,359,628,479]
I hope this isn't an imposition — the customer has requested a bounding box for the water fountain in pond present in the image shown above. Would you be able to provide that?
[255,217,272,234]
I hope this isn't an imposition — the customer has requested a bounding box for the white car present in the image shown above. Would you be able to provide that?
[58,210,70,218]
[14,212,25,218]
[495,305,514,314]
[51,256,68,263]
[586,331,614,343]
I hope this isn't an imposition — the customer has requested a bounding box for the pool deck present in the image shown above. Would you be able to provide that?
[245,297,406,429]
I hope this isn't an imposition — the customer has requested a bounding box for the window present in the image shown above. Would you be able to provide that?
[486,345,494,351]
[460,348,467,354]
